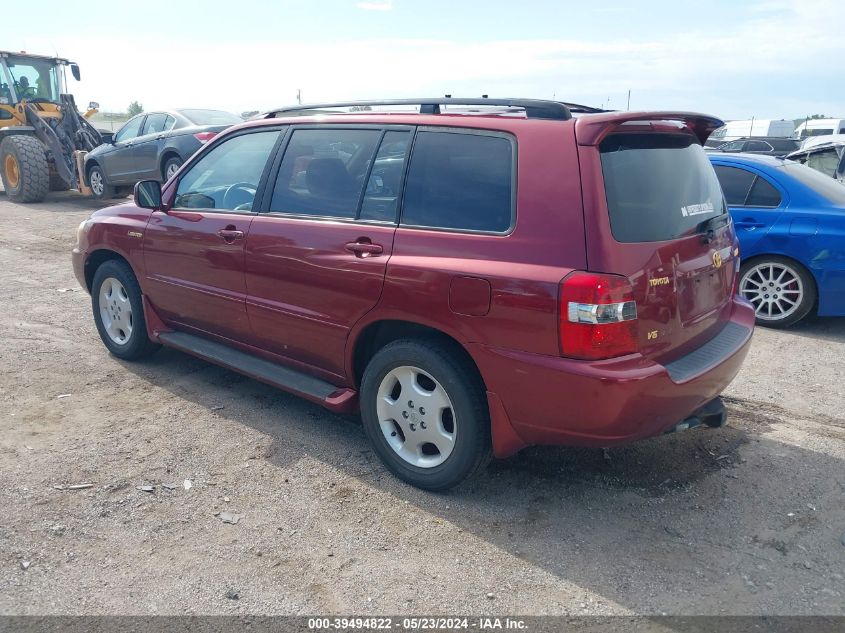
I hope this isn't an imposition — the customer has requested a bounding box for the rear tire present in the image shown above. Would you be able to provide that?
[0,135,49,203]
[88,163,115,200]
[91,259,161,360]
[163,156,183,181]
[360,339,491,491]
[739,256,816,328]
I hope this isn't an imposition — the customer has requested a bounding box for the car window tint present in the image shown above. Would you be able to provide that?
[401,131,513,232]
[772,139,798,151]
[114,116,143,142]
[359,131,410,222]
[164,115,176,130]
[745,176,781,207]
[600,133,725,242]
[143,113,168,136]
[746,141,771,152]
[269,128,381,218]
[720,141,744,151]
[174,130,281,211]
[713,165,756,205]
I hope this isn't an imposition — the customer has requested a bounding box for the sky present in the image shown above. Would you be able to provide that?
[4,0,843,121]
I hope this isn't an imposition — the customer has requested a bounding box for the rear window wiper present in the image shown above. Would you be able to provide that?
[696,212,729,243]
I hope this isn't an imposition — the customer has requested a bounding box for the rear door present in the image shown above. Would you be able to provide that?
[243,126,408,377]
[131,112,174,180]
[713,163,786,250]
[580,128,740,363]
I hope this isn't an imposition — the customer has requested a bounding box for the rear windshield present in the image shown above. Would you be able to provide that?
[781,161,845,204]
[600,133,726,242]
[179,109,242,126]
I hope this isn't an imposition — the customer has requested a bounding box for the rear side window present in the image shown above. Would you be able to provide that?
[771,139,798,151]
[401,131,513,232]
[713,165,756,205]
[746,176,781,207]
[746,140,772,152]
[713,165,782,208]
[600,133,725,242]
[360,131,410,222]
[270,128,381,219]
[143,113,168,135]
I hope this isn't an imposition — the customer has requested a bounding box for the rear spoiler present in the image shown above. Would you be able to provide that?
[575,111,724,147]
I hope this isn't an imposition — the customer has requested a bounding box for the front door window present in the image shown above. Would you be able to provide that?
[174,130,281,211]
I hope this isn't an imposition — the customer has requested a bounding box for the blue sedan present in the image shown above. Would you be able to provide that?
[709,153,845,327]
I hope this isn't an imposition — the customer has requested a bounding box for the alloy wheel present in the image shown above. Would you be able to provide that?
[739,261,803,321]
[90,169,104,196]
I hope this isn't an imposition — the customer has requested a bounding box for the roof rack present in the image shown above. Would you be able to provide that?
[558,102,609,114]
[261,98,574,121]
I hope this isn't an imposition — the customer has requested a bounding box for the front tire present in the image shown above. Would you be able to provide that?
[360,339,491,491]
[91,259,161,360]
[739,256,816,328]
[88,164,115,200]
[0,135,49,203]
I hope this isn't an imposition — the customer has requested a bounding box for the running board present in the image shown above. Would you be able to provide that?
[157,331,357,413]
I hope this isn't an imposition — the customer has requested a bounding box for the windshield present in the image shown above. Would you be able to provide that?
[179,109,242,126]
[5,55,62,103]
[600,133,726,242]
[782,161,845,205]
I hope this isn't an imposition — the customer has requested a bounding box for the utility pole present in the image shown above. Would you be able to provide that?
[296,89,302,105]
[626,89,631,111]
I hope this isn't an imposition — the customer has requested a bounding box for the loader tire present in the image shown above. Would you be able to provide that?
[49,171,71,192]
[0,135,49,203]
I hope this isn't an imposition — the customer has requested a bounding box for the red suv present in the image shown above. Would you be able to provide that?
[73,98,754,490]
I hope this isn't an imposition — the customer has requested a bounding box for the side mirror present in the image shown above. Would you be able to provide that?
[88,101,99,110]
[134,180,162,210]
[100,131,114,144]
[70,64,81,81]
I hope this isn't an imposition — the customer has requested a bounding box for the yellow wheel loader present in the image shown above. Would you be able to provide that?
[0,51,102,202]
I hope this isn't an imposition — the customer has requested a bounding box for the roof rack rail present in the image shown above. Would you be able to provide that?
[261,98,573,121]
[558,101,609,114]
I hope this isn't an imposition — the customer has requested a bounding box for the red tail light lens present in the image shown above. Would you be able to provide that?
[193,132,218,144]
[559,272,638,360]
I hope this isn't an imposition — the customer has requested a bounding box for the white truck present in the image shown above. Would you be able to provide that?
[708,119,796,144]
[794,118,845,140]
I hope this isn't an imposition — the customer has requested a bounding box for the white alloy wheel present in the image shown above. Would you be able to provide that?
[739,261,804,322]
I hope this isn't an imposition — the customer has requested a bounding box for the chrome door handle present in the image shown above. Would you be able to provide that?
[345,241,383,257]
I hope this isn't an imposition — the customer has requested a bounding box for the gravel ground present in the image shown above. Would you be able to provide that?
[1,190,843,616]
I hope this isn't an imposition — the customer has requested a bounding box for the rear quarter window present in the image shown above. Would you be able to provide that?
[400,130,514,233]
[600,133,726,242]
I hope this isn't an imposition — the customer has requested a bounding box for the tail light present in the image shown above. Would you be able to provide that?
[193,132,218,144]
[559,272,638,360]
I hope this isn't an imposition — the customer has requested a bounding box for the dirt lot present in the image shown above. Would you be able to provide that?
[1,190,843,616]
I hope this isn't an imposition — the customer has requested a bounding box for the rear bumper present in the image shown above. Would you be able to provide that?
[469,298,755,456]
